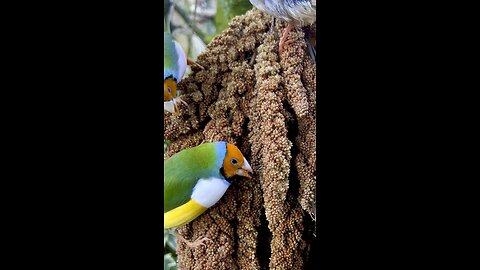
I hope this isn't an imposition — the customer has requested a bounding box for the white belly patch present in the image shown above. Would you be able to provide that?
[191,177,231,208]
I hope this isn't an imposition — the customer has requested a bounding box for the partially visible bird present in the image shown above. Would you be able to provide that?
[164,32,189,114]
[164,141,253,247]
[249,0,316,57]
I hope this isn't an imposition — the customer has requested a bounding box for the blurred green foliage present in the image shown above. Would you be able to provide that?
[165,0,253,53]
[164,229,177,270]
[164,0,170,17]
[164,140,171,153]
[164,140,176,270]
[214,0,252,38]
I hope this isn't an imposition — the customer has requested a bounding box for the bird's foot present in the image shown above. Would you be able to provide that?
[176,233,212,248]
[175,96,189,107]
[278,23,294,55]
[170,96,188,116]
[187,58,205,70]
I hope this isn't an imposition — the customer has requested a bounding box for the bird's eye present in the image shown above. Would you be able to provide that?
[231,158,238,165]
[167,87,172,93]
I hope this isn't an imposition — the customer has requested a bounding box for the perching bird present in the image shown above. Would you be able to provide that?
[249,0,316,57]
[164,141,253,247]
[164,32,189,114]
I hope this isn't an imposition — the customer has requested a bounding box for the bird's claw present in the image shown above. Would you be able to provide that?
[278,23,295,55]
[165,96,189,115]
[175,96,189,107]
[172,96,188,116]
[177,233,212,249]
[187,58,205,70]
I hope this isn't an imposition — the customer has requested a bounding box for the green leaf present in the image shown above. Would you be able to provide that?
[214,0,253,37]
[164,253,177,270]
[164,229,177,251]
[164,229,169,248]
[164,140,171,153]
[167,234,177,251]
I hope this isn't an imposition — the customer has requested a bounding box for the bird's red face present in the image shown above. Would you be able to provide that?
[222,144,253,179]
[164,77,177,101]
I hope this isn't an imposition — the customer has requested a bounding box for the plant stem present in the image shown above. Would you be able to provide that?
[174,4,209,45]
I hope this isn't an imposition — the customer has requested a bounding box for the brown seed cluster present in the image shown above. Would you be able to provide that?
[280,24,317,220]
[164,8,316,270]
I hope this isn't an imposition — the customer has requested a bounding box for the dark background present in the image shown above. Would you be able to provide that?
[3,1,473,269]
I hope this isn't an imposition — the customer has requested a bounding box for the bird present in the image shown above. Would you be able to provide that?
[249,0,316,57]
[164,141,253,247]
[164,32,189,114]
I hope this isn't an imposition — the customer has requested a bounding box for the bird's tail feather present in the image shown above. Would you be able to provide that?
[164,199,208,229]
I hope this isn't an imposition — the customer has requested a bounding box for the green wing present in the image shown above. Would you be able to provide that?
[164,142,226,213]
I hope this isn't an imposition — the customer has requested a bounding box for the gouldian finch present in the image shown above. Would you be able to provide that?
[164,32,188,114]
[249,0,316,55]
[164,142,253,230]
